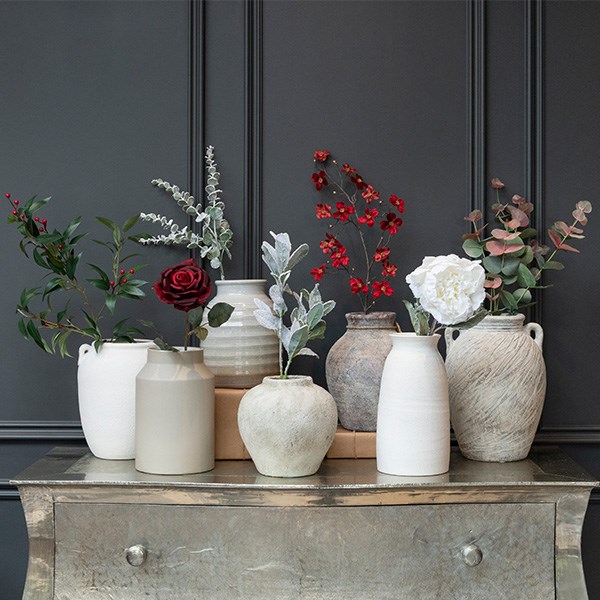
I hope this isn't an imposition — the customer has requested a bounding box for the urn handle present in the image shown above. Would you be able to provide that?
[78,344,94,366]
[444,328,459,351]
[525,322,544,349]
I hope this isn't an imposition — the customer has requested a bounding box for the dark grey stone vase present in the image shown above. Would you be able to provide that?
[325,312,397,431]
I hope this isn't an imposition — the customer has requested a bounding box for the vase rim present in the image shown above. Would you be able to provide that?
[389,332,441,341]
[87,339,155,349]
[475,313,527,330]
[215,279,266,285]
[345,311,397,330]
[262,375,313,386]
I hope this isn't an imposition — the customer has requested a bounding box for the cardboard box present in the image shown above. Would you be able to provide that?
[215,388,376,460]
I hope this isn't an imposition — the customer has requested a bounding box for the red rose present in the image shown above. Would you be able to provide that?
[153,258,211,312]
[313,150,330,162]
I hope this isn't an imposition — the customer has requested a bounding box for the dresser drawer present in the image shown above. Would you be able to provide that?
[54,501,555,599]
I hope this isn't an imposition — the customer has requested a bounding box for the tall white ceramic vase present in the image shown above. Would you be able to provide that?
[135,347,215,475]
[376,333,450,476]
[201,279,279,388]
[77,340,154,460]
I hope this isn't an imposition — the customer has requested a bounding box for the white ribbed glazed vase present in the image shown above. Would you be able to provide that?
[376,333,450,476]
[445,314,546,462]
[77,340,154,460]
[135,347,215,475]
[238,376,338,478]
[201,279,279,388]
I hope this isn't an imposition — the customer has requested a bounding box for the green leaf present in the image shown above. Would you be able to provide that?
[519,227,538,239]
[499,290,518,311]
[513,288,533,305]
[482,255,503,275]
[517,263,537,288]
[28,196,51,214]
[87,278,111,291]
[26,321,51,353]
[207,302,234,328]
[87,263,110,284]
[500,256,520,276]
[105,294,117,314]
[454,309,487,330]
[117,284,145,298]
[462,238,484,258]
[17,319,29,340]
[188,306,205,330]
[308,320,326,340]
[42,277,64,300]
[194,327,209,342]
[519,245,534,265]
[153,336,179,352]
[65,254,80,279]
[81,309,97,330]
[33,248,49,270]
[543,260,565,271]
[96,216,119,232]
[64,216,82,239]
[122,214,139,232]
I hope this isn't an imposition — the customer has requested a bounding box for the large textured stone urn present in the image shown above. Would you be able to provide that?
[445,314,546,462]
[325,312,397,431]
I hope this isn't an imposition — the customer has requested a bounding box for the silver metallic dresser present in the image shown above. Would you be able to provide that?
[11,446,598,600]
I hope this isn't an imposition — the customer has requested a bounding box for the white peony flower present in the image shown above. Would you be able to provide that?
[406,254,485,325]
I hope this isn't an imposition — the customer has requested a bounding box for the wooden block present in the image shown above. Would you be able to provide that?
[326,426,376,459]
[215,388,250,460]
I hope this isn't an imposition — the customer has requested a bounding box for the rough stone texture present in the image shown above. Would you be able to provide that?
[445,315,546,462]
[325,312,396,431]
[237,376,338,477]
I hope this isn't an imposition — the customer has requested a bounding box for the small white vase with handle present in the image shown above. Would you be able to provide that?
[135,347,215,475]
[238,375,338,477]
[201,279,279,388]
[376,333,450,476]
[445,314,546,462]
[77,340,155,460]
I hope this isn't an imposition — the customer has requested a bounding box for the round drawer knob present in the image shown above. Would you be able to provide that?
[125,544,147,567]
[462,543,483,567]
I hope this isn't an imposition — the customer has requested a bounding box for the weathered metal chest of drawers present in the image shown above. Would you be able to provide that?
[12,446,597,599]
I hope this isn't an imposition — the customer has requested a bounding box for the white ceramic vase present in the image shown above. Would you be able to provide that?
[237,375,338,477]
[445,314,546,462]
[77,340,154,460]
[135,347,215,475]
[376,333,450,476]
[201,279,279,388]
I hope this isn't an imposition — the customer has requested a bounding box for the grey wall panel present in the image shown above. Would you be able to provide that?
[260,0,468,381]
[0,499,28,600]
[541,0,600,428]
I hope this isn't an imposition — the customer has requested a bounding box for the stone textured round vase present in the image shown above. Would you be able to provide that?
[325,311,396,431]
[445,314,546,462]
[237,375,338,477]
[201,279,279,388]
[135,347,215,475]
[376,333,450,476]
[77,340,155,460]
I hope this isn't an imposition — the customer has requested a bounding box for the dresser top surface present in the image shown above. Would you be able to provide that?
[10,446,598,490]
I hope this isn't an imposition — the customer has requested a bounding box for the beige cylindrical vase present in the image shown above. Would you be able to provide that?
[445,314,546,462]
[201,279,279,388]
[135,347,215,475]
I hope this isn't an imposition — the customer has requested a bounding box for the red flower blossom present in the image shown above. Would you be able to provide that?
[380,212,403,235]
[311,264,326,281]
[350,277,369,294]
[382,261,397,277]
[331,248,349,268]
[153,258,212,312]
[315,203,331,219]
[312,171,328,190]
[362,185,379,203]
[373,247,391,262]
[333,201,355,222]
[357,207,379,228]
[372,280,394,299]
[313,150,330,163]
[320,233,341,254]
[350,173,366,189]
[389,194,405,212]
[341,163,356,174]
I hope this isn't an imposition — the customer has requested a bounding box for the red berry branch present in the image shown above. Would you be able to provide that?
[310,150,406,313]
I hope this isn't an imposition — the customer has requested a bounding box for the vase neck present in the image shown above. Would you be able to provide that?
[346,311,397,330]
[389,332,441,349]
[475,314,526,332]
[146,347,205,365]
[261,375,313,387]
[215,279,266,296]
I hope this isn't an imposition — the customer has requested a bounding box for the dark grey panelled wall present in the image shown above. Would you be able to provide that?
[1,0,599,597]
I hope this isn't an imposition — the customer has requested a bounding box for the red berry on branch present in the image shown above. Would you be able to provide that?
[42,219,47,225]
[129,269,134,274]
[14,199,19,206]
[5,193,10,199]
[122,279,128,284]
[34,217,40,222]
[120,269,125,275]
[109,281,115,286]
[12,210,17,216]
[58,244,63,250]
[20,214,25,220]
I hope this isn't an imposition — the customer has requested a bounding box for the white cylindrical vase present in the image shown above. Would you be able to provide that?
[376,333,450,476]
